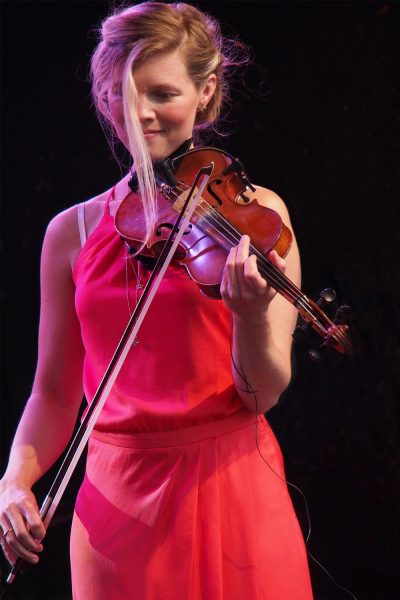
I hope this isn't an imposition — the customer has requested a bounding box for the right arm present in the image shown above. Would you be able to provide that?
[0,207,85,565]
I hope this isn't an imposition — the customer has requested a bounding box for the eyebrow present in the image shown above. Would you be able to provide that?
[146,83,181,91]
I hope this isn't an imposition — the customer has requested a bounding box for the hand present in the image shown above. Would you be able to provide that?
[220,235,286,323]
[0,478,45,565]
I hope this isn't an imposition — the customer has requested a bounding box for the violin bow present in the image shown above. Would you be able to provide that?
[7,162,214,584]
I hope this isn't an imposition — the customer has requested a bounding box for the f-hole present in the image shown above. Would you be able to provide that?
[207,180,223,206]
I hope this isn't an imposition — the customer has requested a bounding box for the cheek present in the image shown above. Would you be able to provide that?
[163,105,197,130]
[110,102,124,129]
[109,102,127,138]
[109,101,130,148]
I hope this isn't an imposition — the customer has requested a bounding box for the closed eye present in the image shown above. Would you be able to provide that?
[152,91,177,101]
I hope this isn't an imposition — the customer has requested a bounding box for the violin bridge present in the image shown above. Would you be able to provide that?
[171,187,205,225]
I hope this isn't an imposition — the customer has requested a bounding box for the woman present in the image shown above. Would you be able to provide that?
[0,2,313,598]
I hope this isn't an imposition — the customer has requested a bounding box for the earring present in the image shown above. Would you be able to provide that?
[198,103,207,113]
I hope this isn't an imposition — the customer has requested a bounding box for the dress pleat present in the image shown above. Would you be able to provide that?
[71,412,312,599]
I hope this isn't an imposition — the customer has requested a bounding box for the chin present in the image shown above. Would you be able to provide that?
[148,138,187,163]
[148,149,166,162]
[147,142,171,162]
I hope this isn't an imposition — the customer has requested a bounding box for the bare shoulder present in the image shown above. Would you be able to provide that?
[47,189,109,237]
[44,189,110,270]
[250,185,292,224]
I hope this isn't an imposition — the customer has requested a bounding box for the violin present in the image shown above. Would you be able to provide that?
[115,146,351,355]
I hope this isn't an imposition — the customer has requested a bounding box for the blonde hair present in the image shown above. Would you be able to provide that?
[90,1,249,245]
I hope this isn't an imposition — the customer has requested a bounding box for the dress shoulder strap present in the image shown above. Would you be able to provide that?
[77,186,116,248]
[77,202,87,247]
[105,186,116,215]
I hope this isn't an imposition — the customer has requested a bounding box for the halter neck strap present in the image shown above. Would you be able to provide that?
[105,186,117,215]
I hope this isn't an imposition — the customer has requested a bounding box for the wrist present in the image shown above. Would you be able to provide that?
[3,460,39,489]
[2,472,33,490]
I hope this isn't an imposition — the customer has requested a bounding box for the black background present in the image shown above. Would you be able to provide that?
[1,1,399,599]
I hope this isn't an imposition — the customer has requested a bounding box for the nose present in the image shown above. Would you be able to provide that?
[136,95,156,123]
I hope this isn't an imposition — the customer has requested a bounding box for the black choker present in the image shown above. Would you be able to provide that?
[128,138,192,192]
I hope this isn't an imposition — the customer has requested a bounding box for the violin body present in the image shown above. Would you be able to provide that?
[116,148,292,298]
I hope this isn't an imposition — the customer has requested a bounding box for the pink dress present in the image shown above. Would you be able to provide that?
[70,195,313,599]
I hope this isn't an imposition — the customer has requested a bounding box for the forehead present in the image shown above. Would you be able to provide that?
[132,48,193,88]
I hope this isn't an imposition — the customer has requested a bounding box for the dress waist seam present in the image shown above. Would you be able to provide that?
[90,408,262,449]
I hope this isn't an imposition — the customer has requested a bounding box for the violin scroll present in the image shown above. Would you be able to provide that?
[293,288,352,360]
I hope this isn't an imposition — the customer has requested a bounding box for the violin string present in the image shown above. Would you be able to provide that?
[165,180,349,348]
[166,185,316,316]
[165,184,350,350]
[190,194,348,348]
[167,187,321,327]
[253,253,349,349]
[167,184,301,298]
[178,187,349,351]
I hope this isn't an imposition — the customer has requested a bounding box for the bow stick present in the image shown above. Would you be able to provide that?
[7,162,214,584]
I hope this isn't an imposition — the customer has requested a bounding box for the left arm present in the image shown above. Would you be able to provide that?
[220,188,301,414]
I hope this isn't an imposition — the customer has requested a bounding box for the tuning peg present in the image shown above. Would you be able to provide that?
[308,347,322,362]
[333,304,350,324]
[292,288,336,345]
[317,288,336,307]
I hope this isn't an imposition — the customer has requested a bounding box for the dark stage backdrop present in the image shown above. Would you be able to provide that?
[1,1,399,599]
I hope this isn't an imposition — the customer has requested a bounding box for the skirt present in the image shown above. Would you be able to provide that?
[70,408,313,599]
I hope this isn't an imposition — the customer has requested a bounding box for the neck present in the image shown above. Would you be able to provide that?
[128,138,193,193]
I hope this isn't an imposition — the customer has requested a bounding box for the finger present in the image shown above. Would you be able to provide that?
[21,499,46,542]
[268,249,286,272]
[229,235,251,294]
[223,245,239,294]
[235,234,251,262]
[220,255,230,297]
[243,254,267,294]
[2,528,40,564]
[1,520,37,564]
[0,517,13,545]
[0,533,17,566]
[8,503,44,552]
[1,517,12,535]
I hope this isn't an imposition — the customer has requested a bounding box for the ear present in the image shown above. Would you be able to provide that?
[200,73,217,106]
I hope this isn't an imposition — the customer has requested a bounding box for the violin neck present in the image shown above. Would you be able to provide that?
[254,251,304,308]
[254,250,334,335]
[255,250,341,344]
